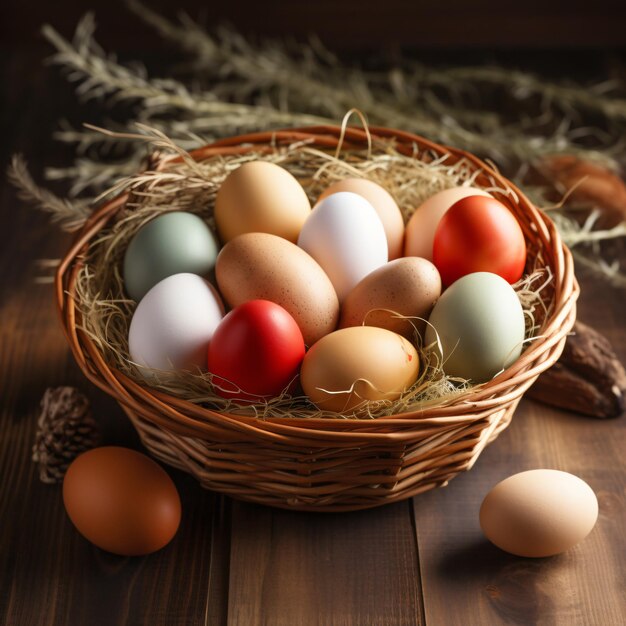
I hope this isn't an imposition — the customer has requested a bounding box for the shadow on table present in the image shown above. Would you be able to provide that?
[437,538,571,624]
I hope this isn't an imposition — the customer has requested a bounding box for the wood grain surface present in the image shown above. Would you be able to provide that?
[1,28,625,626]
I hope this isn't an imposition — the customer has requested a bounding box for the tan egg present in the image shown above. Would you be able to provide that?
[216,232,339,345]
[301,326,419,413]
[404,187,493,260]
[215,161,311,243]
[480,470,598,557]
[318,178,405,259]
[340,258,441,339]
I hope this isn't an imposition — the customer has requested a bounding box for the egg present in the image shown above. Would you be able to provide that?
[340,257,441,340]
[128,273,224,372]
[123,211,219,302]
[318,178,405,259]
[480,469,598,557]
[207,300,305,401]
[298,192,388,302]
[433,195,527,286]
[215,161,311,243]
[215,232,339,346]
[424,272,525,382]
[404,187,493,260]
[300,326,419,413]
[63,447,181,556]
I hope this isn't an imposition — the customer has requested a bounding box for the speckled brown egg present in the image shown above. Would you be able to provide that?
[215,232,339,345]
[318,178,405,260]
[340,257,441,340]
[63,447,181,556]
[215,161,311,243]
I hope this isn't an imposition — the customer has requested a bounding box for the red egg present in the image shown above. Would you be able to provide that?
[207,300,306,401]
[433,196,527,286]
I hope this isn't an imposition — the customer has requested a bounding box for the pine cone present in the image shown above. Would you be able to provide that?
[32,387,101,483]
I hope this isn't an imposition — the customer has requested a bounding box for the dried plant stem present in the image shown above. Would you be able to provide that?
[43,16,329,128]
[7,155,91,231]
[46,157,142,196]
[406,64,626,122]
[128,1,621,170]
[571,251,626,289]
[46,10,619,174]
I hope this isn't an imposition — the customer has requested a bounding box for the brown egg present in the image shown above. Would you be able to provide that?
[404,187,492,260]
[63,447,181,556]
[215,161,311,243]
[216,232,339,345]
[301,326,419,413]
[318,178,405,259]
[340,257,441,339]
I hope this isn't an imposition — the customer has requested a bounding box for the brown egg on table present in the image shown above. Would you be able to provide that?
[340,257,441,340]
[215,161,311,243]
[63,447,181,556]
[301,326,419,413]
[216,232,339,346]
[404,186,493,260]
[480,469,598,558]
[318,178,405,259]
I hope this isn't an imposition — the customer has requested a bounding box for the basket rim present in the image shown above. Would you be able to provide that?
[55,124,579,438]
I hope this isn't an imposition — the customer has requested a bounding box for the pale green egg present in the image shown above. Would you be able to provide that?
[425,272,525,383]
[124,212,219,301]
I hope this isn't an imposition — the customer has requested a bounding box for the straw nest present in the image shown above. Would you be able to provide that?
[72,127,553,420]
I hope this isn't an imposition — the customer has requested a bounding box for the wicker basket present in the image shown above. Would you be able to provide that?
[56,125,578,512]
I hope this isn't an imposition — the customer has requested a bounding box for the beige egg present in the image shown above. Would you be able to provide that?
[340,258,441,340]
[215,161,311,243]
[301,326,419,413]
[215,232,339,345]
[318,178,405,259]
[480,469,598,558]
[404,187,492,260]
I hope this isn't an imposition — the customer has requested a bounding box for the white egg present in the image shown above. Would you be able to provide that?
[297,192,388,302]
[128,273,224,372]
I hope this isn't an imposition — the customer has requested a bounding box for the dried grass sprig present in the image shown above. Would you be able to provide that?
[43,15,330,130]
[406,64,626,123]
[7,155,91,231]
[45,156,142,196]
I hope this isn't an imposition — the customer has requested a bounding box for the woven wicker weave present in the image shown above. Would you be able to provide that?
[56,125,578,512]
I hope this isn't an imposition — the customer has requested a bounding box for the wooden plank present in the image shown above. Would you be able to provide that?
[227,499,424,626]
[412,274,626,626]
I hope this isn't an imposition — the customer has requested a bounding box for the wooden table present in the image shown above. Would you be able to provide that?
[1,42,625,626]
